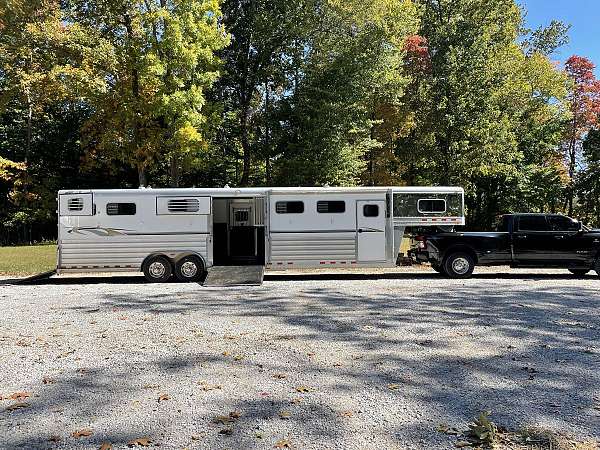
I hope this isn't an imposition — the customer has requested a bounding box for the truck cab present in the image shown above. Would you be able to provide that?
[412,213,600,278]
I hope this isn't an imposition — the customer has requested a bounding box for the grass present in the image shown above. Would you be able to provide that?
[0,244,56,276]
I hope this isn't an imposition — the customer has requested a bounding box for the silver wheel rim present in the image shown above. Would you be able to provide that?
[149,261,166,278]
[452,257,470,275]
[180,261,198,278]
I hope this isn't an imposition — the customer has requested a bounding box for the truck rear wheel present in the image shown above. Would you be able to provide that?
[174,255,204,282]
[143,255,173,283]
[431,263,446,275]
[443,252,475,279]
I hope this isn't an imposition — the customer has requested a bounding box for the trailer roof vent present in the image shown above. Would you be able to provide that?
[68,197,84,212]
[167,198,200,213]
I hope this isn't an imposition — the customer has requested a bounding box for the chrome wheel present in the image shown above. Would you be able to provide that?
[180,261,198,278]
[451,257,470,275]
[148,261,166,278]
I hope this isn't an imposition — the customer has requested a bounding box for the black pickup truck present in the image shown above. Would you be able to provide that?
[412,213,600,278]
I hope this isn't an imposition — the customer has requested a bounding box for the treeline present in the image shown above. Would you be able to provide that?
[1,0,600,244]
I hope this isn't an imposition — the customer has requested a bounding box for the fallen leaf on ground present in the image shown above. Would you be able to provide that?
[72,429,93,438]
[387,383,401,390]
[279,411,291,419]
[275,439,292,448]
[295,386,312,393]
[158,393,170,402]
[42,377,56,384]
[233,354,244,361]
[222,351,231,356]
[9,392,31,400]
[198,381,221,391]
[127,437,152,447]
[219,427,233,435]
[437,423,460,435]
[99,442,112,450]
[229,411,241,419]
[272,373,287,379]
[6,402,29,411]
[48,435,61,442]
[143,384,159,389]
[340,411,353,417]
[290,398,302,404]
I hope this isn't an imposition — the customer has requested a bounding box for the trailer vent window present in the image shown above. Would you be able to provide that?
[317,200,345,213]
[363,204,379,217]
[418,199,446,213]
[167,198,200,213]
[276,201,304,214]
[68,198,84,212]
[106,203,136,216]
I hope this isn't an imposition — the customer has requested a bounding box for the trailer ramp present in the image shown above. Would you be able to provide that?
[203,265,264,287]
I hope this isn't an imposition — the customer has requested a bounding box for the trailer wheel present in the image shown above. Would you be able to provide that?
[143,255,173,283]
[568,269,590,277]
[175,255,204,282]
[443,252,475,279]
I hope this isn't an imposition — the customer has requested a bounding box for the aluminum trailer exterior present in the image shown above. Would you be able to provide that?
[56,186,464,282]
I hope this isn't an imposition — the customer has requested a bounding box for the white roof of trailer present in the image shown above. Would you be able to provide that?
[58,186,464,196]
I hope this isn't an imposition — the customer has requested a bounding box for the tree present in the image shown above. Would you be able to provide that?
[68,0,229,187]
[576,129,600,226]
[563,55,600,215]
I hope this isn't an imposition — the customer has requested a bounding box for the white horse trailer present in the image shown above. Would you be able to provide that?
[56,186,464,283]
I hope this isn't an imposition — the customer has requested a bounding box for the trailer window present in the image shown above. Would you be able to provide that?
[417,199,446,213]
[275,201,304,214]
[67,198,84,212]
[363,204,379,217]
[317,200,345,213]
[106,203,136,216]
[167,198,200,213]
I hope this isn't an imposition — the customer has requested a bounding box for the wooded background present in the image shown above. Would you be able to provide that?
[1,0,600,244]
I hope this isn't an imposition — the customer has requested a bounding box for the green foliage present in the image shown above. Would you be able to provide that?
[466,411,499,447]
[0,0,596,241]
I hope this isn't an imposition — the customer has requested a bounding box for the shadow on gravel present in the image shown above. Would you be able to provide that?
[4,277,600,448]
[5,270,596,286]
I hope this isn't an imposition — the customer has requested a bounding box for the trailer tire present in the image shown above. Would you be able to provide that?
[174,255,204,282]
[143,255,173,283]
[443,252,475,279]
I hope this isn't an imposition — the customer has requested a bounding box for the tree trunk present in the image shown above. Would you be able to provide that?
[240,104,251,186]
[169,154,180,188]
[138,166,147,187]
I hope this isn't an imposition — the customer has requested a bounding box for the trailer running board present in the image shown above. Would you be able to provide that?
[203,265,265,287]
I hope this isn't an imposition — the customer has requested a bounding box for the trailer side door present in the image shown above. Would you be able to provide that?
[356,200,386,262]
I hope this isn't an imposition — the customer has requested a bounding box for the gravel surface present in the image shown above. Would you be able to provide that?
[0,268,599,449]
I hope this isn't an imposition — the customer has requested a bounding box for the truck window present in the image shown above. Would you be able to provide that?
[548,215,580,231]
[517,215,549,231]
[495,216,510,232]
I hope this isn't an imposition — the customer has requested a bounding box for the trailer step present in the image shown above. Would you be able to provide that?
[203,265,264,287]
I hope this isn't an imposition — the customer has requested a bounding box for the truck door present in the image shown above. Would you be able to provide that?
[512,215,553,263]
[356,200,386,262]
[547,215,591,265]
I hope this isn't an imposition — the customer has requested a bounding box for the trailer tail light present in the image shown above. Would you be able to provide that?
[415,235,427,249]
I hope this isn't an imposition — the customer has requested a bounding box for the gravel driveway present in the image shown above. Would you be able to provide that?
[0,268,599,449]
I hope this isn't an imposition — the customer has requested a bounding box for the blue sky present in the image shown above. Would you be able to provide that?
[519,0,600,76]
